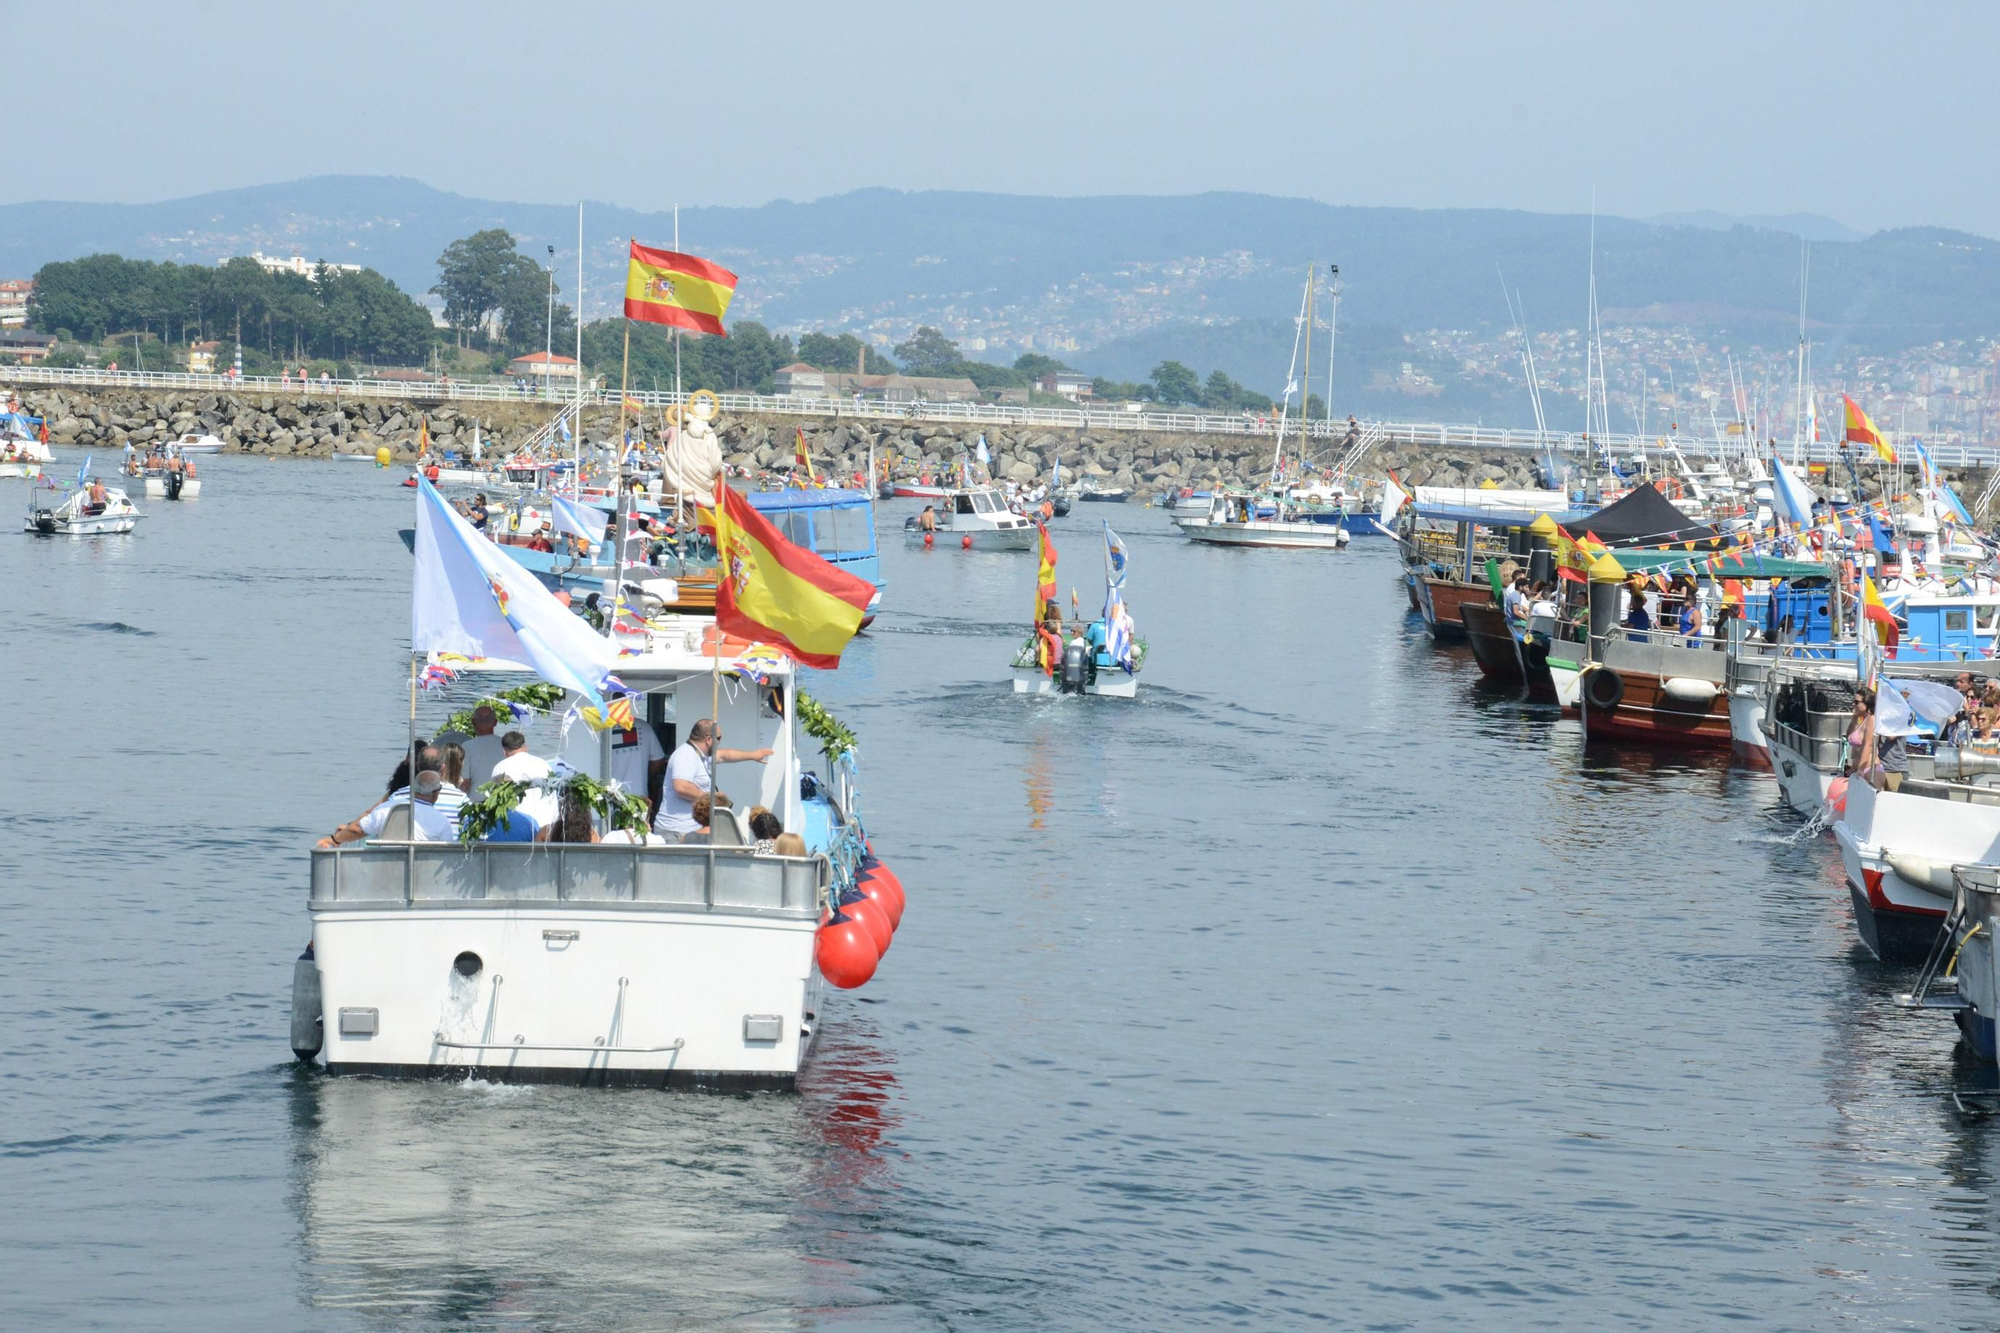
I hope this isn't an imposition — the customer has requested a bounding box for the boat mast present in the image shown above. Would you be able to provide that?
[1299,266,1315,485]
[1269,269,1310,488]
[574,203,583,494]
[1325,263,1339,477]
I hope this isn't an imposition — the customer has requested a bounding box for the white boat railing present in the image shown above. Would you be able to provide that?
[309,841,822,917]
[6,362,1999,466]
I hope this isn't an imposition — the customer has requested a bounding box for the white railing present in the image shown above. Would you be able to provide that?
[4,362,1996,467]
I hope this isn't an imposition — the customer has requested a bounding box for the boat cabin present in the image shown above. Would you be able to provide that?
[746,487,882,586]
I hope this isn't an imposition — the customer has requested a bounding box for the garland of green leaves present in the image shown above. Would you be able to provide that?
[442,682,567,736]
[456,771,652,843]
[796,690,856,762]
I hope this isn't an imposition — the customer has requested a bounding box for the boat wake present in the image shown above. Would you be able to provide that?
[80,620,155,636]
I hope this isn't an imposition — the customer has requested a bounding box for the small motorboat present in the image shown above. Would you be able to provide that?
[165,432,225,455]
[1077,486,1130,504]
[902,486,1039,550]
[25,485,142,535]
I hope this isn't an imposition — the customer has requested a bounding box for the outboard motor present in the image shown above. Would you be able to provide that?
[31,508,56,535]
[1059,641,1091,695]
[166,470,183,500]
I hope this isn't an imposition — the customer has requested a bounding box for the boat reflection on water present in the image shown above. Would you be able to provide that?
[285,1022,904,1325]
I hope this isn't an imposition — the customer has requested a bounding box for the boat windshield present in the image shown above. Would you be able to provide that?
[971,491,1002,514]
[813,502,874,559]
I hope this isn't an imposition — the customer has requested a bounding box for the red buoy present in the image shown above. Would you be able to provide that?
[845,896,894,956]
[816,914,879,989]
[857,875,903,929]
[923,532,934,548]
[961,534,972,549]
[1825,776,1849,817]
[859,864,905,925]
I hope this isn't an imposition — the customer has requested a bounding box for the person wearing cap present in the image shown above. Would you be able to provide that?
[319,771,452,845]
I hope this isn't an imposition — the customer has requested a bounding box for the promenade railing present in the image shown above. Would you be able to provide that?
[4,362,1995,468]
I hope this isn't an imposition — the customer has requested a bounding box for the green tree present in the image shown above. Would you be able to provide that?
[1012,352,1071,380]
[1150,360,1199,405]
[796,331,896,374]
[892,325,960,375]
[432,229,522,347]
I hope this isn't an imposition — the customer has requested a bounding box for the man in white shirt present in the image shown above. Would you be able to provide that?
[656,718,773,837]
[319,771,453,845]
[492,729,557,828]
[378,745,468,835]
[459,706,505,792]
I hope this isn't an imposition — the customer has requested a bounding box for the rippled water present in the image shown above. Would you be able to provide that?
[5,456,2000,1329]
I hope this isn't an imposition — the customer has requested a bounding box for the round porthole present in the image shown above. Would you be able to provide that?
[453,951,483,978]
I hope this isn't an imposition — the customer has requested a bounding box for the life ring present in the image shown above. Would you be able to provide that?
[1659,476,1684,499]
[1583,666,1625,711]
[687,389,720,423]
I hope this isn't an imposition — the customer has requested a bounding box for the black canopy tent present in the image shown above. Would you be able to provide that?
[1576,483,1724,548]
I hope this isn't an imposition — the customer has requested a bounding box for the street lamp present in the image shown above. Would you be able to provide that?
[544,245,556,401]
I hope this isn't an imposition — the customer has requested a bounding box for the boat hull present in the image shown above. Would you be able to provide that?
[1458,602,1522,681]
[311,904,821,1089]
[1420,578,1489,641]
[904,524,1038,550]
[0,462,40,478]
[1010,667,1139,698]
[1833,779,1991,962]
[1182,520,1348,549]
[1579,643,1732,748]
[892,484,952,499]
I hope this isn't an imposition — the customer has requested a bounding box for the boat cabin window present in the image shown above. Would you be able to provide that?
[971,492,1001,514]
[1947,610,1969,633]
[813,506,848,557]
[771,511,813,548]
[955,494,976,515]
[1980,605,1999,632]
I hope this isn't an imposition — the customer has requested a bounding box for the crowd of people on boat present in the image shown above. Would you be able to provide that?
[313,711,800,852]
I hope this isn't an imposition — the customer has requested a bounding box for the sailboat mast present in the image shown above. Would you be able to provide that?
[1325,263,1339,462]
[1299,265,1315,476]
[1270,270,1310,486]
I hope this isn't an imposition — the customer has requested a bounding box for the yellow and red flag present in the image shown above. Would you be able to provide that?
[794,426,816,484]
[1843,395,1895,464]
[1861,573,1900,658]
[624,241,739,337]
[711,482,874,668]
[1035,522,1058,616]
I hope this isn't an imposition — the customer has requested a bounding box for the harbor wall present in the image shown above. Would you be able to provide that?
[7,384,1969,502]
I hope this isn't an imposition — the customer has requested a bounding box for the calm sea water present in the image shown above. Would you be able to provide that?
[4,455,1999,1330]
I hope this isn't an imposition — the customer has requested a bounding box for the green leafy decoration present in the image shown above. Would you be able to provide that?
[796,690,856,761]
[442,682,567,736]
[455,770,651,843]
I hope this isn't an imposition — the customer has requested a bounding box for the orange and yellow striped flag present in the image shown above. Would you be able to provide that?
[624,241,739,337]
[1035,522,1058,616]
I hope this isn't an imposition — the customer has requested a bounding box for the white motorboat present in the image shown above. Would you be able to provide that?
[1179,491,1350,549]
[166,431,225,455]
[24,485,142,535]
[1010,658,1140,697]
[0,425,51,478]
[1834,751,2000,963]
[131,466,202,499]
[293,631,894,1090]
[901,486,1039,550]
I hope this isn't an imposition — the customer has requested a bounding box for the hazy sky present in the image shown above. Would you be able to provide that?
[7,0,1996,236]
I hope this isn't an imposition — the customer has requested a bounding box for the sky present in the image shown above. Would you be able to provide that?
[6,0,1997,236]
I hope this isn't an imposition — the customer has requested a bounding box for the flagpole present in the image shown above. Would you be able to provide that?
[619,314,631,458]
[673,206,683,411]
[574,202,583,497]
[407,652,419,816]
[709,480,724,803]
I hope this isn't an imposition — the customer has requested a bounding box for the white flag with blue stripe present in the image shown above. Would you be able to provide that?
[1772,454,1818,527]
[550,494,608,547]
[1103,521,1128,587]
[1103,585,1135,672]
[412,477,613,706]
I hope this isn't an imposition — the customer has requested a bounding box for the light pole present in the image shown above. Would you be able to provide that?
[544,245,556,401]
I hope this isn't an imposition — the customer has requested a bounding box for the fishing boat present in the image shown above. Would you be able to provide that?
[1834,748,2000,963]
[292,478,901,1089]
[0,411,51,477]
[24,481,142,535]
[1900,865,2000,1060]
[1010,523,1144,697]
[901,486,1039,550]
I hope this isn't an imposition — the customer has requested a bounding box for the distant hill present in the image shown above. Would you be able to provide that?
[1642,211,1865,244]
[0,178,1993,362]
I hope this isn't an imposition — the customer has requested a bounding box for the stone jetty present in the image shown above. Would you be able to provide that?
[3,383,1961,501]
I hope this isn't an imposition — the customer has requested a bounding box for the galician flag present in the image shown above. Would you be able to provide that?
[711,481,875,668]
[550,494,607,549]
[411,477,615,706]
[624,240,739,337]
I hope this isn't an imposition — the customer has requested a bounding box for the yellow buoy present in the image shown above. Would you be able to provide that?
[374,445,391,467]
[1588,550,1626,583]
[1528,512,1559,538]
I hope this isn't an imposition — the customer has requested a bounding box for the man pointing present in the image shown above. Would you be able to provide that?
[655,718,772,837]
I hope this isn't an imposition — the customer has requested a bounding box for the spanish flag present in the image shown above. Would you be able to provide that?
[624,241,739,337]
[1843,395,1895,464]
[1035,522,1058,616]
[794,426,816,484]
[1861,572,1900,658]
[711,481,874,668]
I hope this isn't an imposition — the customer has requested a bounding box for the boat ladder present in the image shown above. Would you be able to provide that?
[1897,883,1976,1016]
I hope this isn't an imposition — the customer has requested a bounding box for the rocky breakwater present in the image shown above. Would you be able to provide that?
[8,385,558,460]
